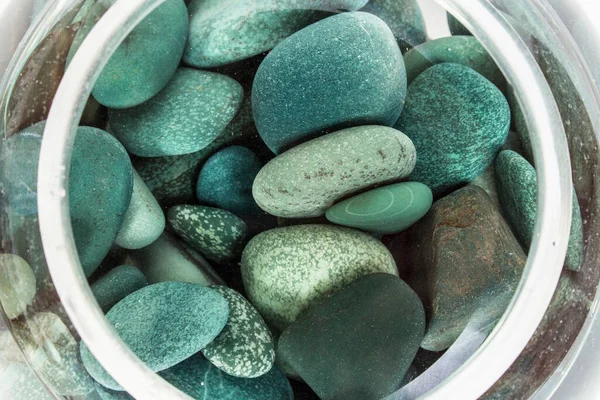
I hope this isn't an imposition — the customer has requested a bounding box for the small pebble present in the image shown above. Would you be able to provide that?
[0,254,36,319]
[90,265,148,313]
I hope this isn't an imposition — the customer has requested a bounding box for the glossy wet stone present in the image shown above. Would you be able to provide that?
[252,12,406,154]
[202,286,275,378]
[278,273,425,400]
[326,182,432,234]
[253,126,416,218]
[495,150,584,271]
[196,146,263,217]
[0,254,36,319]
[80,282,229,390]
[90,265,147,313]
[241,224,398,332]
[168,205,248,263]
[110,68,243,157]
[396,63,510,194]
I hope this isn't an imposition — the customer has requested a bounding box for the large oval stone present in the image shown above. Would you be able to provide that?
[80,282,229,390]
[110,68,243,157]
[395,63,510,194]
[252,12,406,154]
[0,254,36,319]
[252,126,416,218]
[241,224,398,332]
[90,265,147,313]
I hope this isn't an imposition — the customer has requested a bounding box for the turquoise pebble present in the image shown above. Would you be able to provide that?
[396,63,510,194]
[90,265,147,313]
[252,12,406,154]
[80,282,229,390]
[0,254,36,319]
[95,384,132,400]
[326,182,432,234]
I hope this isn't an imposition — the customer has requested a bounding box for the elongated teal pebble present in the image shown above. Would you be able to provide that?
[115,170,165,250]
[253,12,406,154]
[110,68,243,157]
[495,150,584,271]
[0,254,36,319]
[202,286,275,378]
[90,265,147,313]
[396,63,510,194]
[326,182,432,234]
[80,282,229,390]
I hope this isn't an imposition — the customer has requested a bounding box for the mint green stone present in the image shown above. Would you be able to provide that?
[0,254,36,319]
[91,265,147,313]
[326,182,432,234]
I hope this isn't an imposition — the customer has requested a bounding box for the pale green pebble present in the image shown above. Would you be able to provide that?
[91,265,148,313]
[0,364,54,400]
[0,329,25,364]
[0,254,36,319]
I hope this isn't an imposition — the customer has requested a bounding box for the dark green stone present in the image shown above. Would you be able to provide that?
[395,63,510,194]
[91,265,147,313]
[278,273,425,400]
[252,12,406,154]
[447,13,471,36]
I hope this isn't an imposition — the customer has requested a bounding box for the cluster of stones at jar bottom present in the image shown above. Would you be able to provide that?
[0,0,585,399]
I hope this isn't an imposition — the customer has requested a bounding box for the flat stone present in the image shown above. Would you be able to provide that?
[196,146,263,217]
[495,150,584,271]
[326,182,432,234]
[0,254,36,319]
[159,354,293,400]
[252,12,406,154]
[202,286,275,378]
[168,205,248,263]
[115,170,165,250]
[91,265,148,313]
[80,282,229,390]
[241,224,398,332]
[278,273,425,400]
[395,63,510,194]
[447,13,471,36]
[253,125,416,218]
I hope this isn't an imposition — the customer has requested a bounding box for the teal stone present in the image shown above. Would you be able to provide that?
[168,205,248,263]
[159,354,293,400]
[95,384,133,400]
[70,127,133,277]
[326,182,432,234]
[115,170,165,250]
[196,146,263,217]
[0,254,36,319]
[241,224,398,332]
[202,286,275,378]
[495,150,584,271]
[252,126,416,218]
[252,12,406,154]
[90,265,147,313]
[80,282,229,390]
[447,13,471,36]
[278,273,425,400]
[68,0,189,108]
[395,63,510,194]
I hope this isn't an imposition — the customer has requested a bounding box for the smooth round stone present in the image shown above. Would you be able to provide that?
[253,125,416,218]
[115,170,165,250]
[196,146,263,217]
[252,12,406,154]
[90,265,147,313]
[495,150,584,271]
[395,63,510,194]
[326,182,432,234]
[110,68,243,157]
[202,286,275,378]
[69,0,188,108]
[241,224,398,332]
[168,205,248,264]
[160,354,293,400]
[447,13,471,36]
[0,254,36,319]
[70,127,133,277]
[80,282,229,390]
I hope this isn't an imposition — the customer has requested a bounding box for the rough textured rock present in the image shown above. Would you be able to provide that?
[90,265,147,313]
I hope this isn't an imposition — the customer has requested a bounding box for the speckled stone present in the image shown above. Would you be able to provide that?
[447,13,471,36]
[495,150,584,271]
[68,0,188,108]
[80,282,229,390]
[241,224,398,332]
[278,274,424,400]
[202,286,275,378]
[91,265,147,313]
[160,354,293,399]
[326,182,432,234]
[95,384,133,400]
[196,146,263,217]
[395,63,510,194]
[253,126,416,218]
[115,170,165,250]
[252,12,406,154]
[0,364,55,400]
[70,127,133,277]
[0,254,36,319]
[168,205,248,264]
